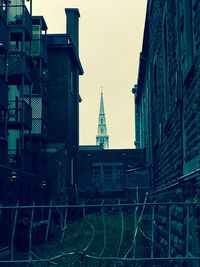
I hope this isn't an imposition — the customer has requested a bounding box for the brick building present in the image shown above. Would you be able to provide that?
[0,0,49,206]
[0,0,50,251]
[134,0,200,263]
[46,9,84,204]
[134,0,200,197]
[0,2,83,204]
[0,1,9,164]
[78,147,149,202]
[0,2,83,251]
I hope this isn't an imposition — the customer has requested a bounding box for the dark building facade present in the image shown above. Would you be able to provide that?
[78,148,149,201]
[134,0,200,195]
[134,0,200,264]
[0,1,9,164]
[0,0,51,253]
[0,1,84,252]
[46,9,83,203]
[0,4,83,206]
[0,0,49,206]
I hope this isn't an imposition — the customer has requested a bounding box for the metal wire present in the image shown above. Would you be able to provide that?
[99,200,107,258]
[0,199,199,265]
[116,199,124,257]
[59,207,68,249]
[10,201,19,261]
[0,201,196,209]
[124,192,149,258]
[29,201,35,261]
[82,203,95,252]
[138,225,152,241]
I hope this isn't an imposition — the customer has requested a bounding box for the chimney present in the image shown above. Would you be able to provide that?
[65,8,80,55]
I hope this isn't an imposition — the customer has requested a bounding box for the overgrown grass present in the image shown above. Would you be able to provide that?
[31,208,152,267]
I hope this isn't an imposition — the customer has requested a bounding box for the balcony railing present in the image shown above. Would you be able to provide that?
[7,100,32,130]
[0,15,9,53]
[0,54,6,76]
[7,5,32,40]
[0,78,8,110]
[31,39,47,64]
[31,118,47,140]
[7,52,32,83]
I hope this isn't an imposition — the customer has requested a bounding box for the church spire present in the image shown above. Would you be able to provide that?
[96,91,109,149]
[99,92,105,115]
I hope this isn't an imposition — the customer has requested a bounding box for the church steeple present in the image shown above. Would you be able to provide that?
[96,91,109,149]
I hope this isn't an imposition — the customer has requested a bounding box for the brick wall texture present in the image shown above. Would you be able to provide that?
[145,0,200,188]
[136,0,200,264]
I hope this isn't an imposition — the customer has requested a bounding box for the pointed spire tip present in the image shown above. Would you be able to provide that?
[100,86,103,95]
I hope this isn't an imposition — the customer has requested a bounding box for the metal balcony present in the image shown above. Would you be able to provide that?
[0,54,6,76]
[7,5,32,40]
[0,78,8,110]
[7,52,32,84]
[0,14,9,53]
[31,118,47,140]
[31,39,47,64]
[7,100,32,130]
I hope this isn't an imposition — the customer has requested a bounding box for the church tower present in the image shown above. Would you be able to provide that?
[96,92,109,149]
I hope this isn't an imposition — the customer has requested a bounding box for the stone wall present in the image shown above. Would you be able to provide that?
[135,0,200,265]
[136,0,200,188]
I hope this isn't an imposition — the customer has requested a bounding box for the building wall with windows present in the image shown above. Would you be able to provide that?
[0,5,83,208]
[134,0,200,191]
[0,1,9,164]
[78,148,148,200]
[0,1,49,207]
[134,1,200,262]
[46,9,84,203]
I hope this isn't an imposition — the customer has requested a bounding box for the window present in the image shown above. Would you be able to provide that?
[159,122,163,145]
[115,166,123,180]
[101,128,104,134]
[103,166,112,177]
[162,10,169,116]
[149,0,153,16]
[70,71,74,94]
[71,158,74,185]
[93,166,100,177]
[153,56,159,143]
[178,0,194,79]
[32,25,41,39]
[193,0,199,52]
[100,138,104,145]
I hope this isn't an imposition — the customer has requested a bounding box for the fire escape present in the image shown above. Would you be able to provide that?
[7,0,32,170]
[28,16,48,176]
[0,2,9,164]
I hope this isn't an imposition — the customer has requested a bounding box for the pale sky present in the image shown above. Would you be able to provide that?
[32,1,147,149]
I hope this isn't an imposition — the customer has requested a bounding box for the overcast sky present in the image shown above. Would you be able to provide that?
[32,1,147,149]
